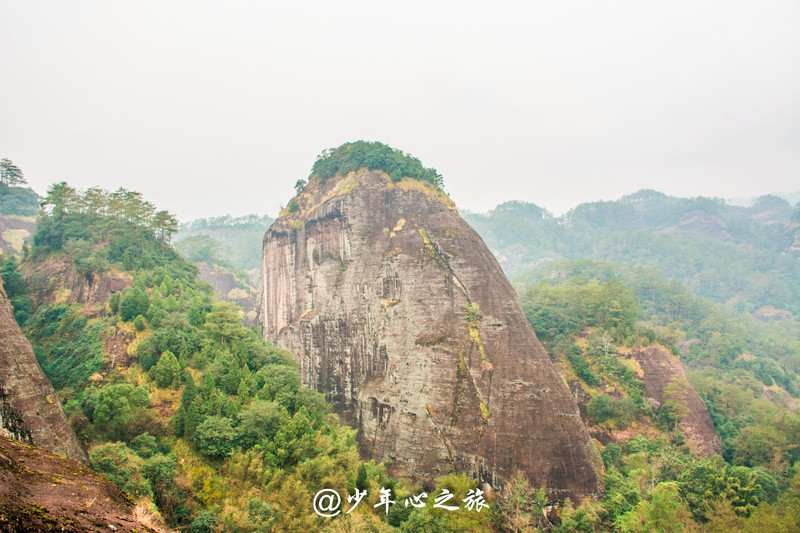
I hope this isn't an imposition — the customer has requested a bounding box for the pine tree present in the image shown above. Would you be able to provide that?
[0,158,25,187]
[184,402,202,440]
[154,350,180,388]
[181,374,198,409]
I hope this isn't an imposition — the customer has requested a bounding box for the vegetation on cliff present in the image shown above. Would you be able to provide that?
[517,258,800,530]
[32,183,180,270]
[4,184,514,531]
[310,141,444,188]
[3,172,800,530]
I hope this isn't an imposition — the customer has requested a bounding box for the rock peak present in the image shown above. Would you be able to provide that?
[259,169,602,499]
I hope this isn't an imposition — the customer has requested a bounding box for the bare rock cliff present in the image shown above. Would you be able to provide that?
[631,346,722,457]
[258,171,602,499]
[0,279,87,464]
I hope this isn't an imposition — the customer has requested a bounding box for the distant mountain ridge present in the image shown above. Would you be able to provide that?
[175,214,273,280]
[463,190,800,315]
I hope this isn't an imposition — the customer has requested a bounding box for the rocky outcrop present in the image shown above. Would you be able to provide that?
[630,346,721,457]
[258,170,602,499]
[0,215,35,255]
[21,257,131,316]
[0,279,87,464]
[197,262,257,326]
[0,435,167,532]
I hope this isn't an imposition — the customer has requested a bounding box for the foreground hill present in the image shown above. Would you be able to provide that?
[4,180,509,531]
[0,435,166,532]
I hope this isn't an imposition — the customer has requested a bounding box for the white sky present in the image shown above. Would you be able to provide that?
[1,1,798,221]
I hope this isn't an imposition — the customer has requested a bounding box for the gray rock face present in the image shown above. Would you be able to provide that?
[0,279,87,464]
[258,171,602,499]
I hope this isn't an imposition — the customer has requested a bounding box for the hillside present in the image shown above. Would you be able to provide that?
[0,185,40,218]
[3,181,512,532]
[0,185,39,256]
[464,191,800,315]
[511,258,800,529]
[1,151,798,530]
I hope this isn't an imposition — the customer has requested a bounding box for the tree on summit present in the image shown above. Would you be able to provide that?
[0,158,25,187]
[310,141,444,188]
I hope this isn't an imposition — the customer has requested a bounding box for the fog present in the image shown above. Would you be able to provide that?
[1,1,798,221]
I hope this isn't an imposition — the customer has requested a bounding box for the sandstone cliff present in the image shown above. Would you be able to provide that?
[258,170,602,499]
[21,257,131,316]
[197,262,257,327]
[630,346,722,457]
[0,279,87,464]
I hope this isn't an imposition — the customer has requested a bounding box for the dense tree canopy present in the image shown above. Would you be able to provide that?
[5,176,800,531]
[311,141,444,188]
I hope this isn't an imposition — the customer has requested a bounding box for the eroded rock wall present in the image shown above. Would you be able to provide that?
[0,279,87,464]
[21,257,131,316]
[197,262,257,326]
[259,171,602,499]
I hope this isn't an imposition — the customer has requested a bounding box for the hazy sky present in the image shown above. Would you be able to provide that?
[1,1,798,221]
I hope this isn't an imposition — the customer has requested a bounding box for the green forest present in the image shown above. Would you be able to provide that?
[2,177,800,531]
[0,158,39,216]
[0,184,522,532]
[465,191,800,315]
[175,215,273,281]
[310,141,444,188]
[515,260,800,530]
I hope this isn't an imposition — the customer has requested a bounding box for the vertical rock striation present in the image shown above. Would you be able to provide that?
[0,279,87,464]
[259,170,602,499]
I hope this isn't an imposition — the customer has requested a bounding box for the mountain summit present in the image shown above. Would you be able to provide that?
[258,144,602,499]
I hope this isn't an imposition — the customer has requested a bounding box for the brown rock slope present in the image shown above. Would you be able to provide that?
[0,435,167,532]
[258,170,602,499]
[631,346,722,457]
[0,279,87,464]
[197,262,258,326]
[21,257,131,316]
